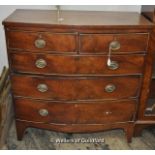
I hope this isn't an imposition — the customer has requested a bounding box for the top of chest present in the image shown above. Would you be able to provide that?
[2,9,153,32]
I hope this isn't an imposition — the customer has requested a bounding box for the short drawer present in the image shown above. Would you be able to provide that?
[15,98,137,124]
[11,75,141,101]
[80,33,149,53]
[7,31,77,52]
[10,52,145,75]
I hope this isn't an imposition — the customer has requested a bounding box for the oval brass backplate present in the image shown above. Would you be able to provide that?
[109,41,121,51]
[39,109,49,116]
[37,84,48,92]
[105,84,116,93]
[35,39,46,48]
[35,59,47,69]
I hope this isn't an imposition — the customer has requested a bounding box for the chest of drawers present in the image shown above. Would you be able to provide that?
[2,9,155,143]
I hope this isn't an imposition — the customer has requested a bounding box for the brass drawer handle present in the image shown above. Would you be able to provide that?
[105,84,116,93]
[107,40,120,67]
[109,40,121,51]
[37,84,48,92]
[34,39,46,48]
[108,61,119,70]
[39,109,49,116]
[35,59,47,68]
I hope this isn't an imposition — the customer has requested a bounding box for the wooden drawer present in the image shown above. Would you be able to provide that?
[15,98,136,124]
[80,33,149,53]
[11,75,141,101]
[7,31,77,53]
[10,52,145,75]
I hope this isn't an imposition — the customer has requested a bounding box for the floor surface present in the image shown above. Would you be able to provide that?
[5,122,155,150]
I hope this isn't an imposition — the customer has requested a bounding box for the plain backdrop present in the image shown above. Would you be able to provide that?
[0,5,141,74]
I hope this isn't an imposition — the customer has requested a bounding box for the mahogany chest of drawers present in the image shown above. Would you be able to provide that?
[2,9,155,143]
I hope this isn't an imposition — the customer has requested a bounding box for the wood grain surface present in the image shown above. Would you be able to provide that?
[11,75,141,101]
[9,52,145,75]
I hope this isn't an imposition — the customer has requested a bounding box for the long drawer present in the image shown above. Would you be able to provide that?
[15,98,137,124]
[11,75,141,101]
[80,33,149,53]
[7,31,77,52]
[10,52,145,75]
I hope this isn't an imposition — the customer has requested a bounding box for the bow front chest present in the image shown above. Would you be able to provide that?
[2,9,155,142]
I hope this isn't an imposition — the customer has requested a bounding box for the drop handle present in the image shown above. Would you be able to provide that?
[107,40,120,67]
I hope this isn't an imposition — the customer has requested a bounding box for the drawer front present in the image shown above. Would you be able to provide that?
[11,75,141,100]
[10,52,145,75]
[80,33,148,53]
[15,98,136,124]
[7,31,77,52]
